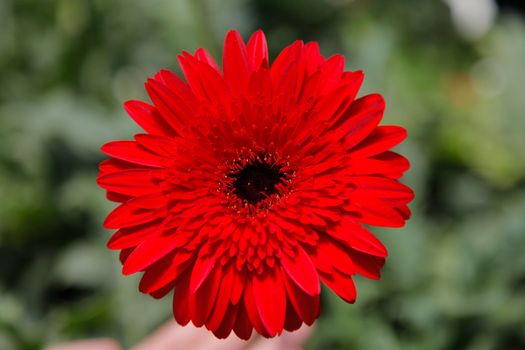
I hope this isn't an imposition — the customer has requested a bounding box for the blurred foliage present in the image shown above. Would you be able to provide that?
[1,0,525,349]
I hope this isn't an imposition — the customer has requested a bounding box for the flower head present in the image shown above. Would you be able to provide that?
[97,30,414,339]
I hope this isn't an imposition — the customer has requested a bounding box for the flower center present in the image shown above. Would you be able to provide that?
[231,160,284,204]
[219,151,294,216]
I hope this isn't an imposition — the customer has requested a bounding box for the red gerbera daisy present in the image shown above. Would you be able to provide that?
[97,30,414,339]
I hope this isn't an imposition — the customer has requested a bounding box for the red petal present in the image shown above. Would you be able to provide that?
[97,170,161,197]
[328,219,388,257]
[139,250,193,293]
[284,300,304,332]
[248,65,272,101]
[122,233,185,275]
[149,280,176,299]
[134,134,179,159]
[247,30,268,68]
[271,40,303,86]
[347,193,406,227]
[189,252,216,293]
[145,79,190,136]
[101,141,165,168]
[119,248,134,264]
[172,272,191,326]
[190,265,221,327]
[104,203,159,229]
[395,205,412,219]
[233,302,253,340]
[280,245,320,296]
[243,278,270,337]
[350,126,407,158]
[98,158,148,176]
[282,269,320,325]
[349,250,385,280]
[317,71,364,126]
[154,69,196,107]
[126,193,168,209]
[316,54,345,94]
[306,245,332,275]
[223,30,251,93]
[230,267,246,304]
[347,159,396,177]
[105,192,130,203]
[314,83,354,129]
[316,236,355,275]
[338,94,385,148]
[303,41,323,75]
[253,268,286,336]
[178,52,229,103]
[212,304,238,339]
[310,236,355,276]
[194,48,220,72]
[107,219,162,249]
[320,269,357,303]
[207,263,236,331]
[373,151,410,175]
[352,176,414,205]
[124,100,177,136]
[272,57,302,106]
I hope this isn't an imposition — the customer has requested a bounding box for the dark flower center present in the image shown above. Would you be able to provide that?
[231,159,286,205]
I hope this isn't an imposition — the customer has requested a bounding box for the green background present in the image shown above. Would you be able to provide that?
[1,0,524,349]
